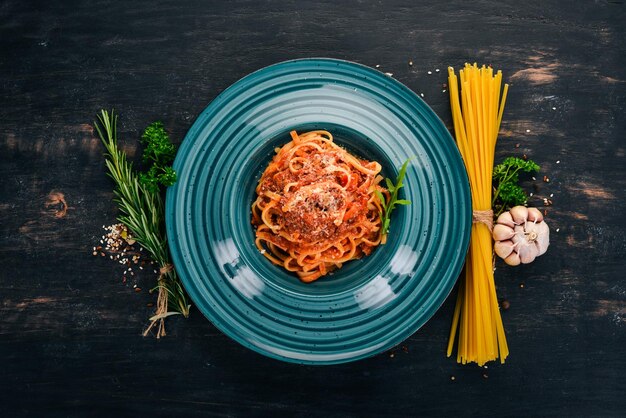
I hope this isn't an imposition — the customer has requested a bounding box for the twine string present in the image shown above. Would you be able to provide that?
[142,263,174,338]
[472,209,494,232]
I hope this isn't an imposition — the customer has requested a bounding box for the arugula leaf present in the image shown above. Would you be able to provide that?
[139,121,177,192]
[378,159,412,240]
[492,156,540,216]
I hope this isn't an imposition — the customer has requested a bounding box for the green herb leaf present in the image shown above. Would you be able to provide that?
[139,121,177,191]
[385,177,395,192]
[394,199,412,205]
[374,190,387,210]
[492,156,540,216]
[378,158,412,240]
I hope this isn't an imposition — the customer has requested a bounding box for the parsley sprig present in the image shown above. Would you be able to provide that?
[492,156,540,216]
[376,159,412,241]
[139,122,177,193]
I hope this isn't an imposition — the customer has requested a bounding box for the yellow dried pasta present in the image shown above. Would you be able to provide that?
[447,63,509,365]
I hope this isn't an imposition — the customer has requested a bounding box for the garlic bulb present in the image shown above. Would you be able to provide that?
[493,206,550,266]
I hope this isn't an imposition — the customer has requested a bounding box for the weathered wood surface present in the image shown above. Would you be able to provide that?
[1,1,625,416]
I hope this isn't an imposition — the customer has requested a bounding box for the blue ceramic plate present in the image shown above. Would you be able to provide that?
[166,58,471,364]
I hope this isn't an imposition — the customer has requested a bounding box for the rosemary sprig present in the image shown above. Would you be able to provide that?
[94,109,190,337]
[376,158,412,241]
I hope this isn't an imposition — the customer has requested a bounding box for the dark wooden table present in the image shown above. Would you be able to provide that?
[2,1,625,416]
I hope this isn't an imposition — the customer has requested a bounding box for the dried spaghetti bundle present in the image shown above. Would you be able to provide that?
[447,63,509,365]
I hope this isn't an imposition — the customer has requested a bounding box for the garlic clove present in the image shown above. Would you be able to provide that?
[493,224,515,241]
[496,211,515,228]
[494,239,515,259]
[517,241,538,264]
[511,225,525,245]
[535,221,550,255]
[510,206,529,224]
[504,251,521,266]
[527,207,544,223]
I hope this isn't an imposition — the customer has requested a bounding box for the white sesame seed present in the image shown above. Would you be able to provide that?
[530,193,533,197]
[375,64,380,68]
[556,228,560,232]
[526,129,531,133]
[550,193,554,197]
[384,72,393,77]
[427,71,432,75]
[532,177,536,181]
[552,107,556,110]
[442,89,447,93]
[420,93,424,97]
[435,69,440,72]
[556,160,560,164]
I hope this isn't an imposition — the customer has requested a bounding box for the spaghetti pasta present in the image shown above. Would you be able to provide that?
[251,130,388,282]
[447,63,510,365]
